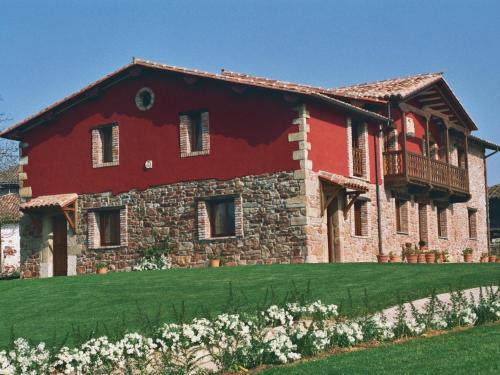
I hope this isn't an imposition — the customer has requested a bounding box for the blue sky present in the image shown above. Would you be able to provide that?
[1,0,499,183]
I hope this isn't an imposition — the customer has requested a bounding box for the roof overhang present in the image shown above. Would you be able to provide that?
[0,58,388,140]
[21,193,78,231]
[318,170,369,192]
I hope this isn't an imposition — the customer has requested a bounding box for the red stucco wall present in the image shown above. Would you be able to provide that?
[308,102,381,184]
[22,72,300,196]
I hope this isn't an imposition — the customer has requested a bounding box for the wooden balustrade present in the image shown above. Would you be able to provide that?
[383,150,469,194]
[353,147,364,177]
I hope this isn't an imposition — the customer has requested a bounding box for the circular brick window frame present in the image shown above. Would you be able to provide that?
[135,87,155,111]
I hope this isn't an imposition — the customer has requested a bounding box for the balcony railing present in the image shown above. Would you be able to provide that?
[353,147,364,177]
[383,150,469,194]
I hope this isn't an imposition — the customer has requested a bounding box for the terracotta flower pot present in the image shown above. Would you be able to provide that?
[480,256,489,263]
[417,254,426,263]
[377,254,389,263]
[390,255,401,263]
[488,256,497,263]
[97,267,108,274]
[425,253,435,264]
[463,254,473,263]
[209,259,220,268]
[406,254,418,264]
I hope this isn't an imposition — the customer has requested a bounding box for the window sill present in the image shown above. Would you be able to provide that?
[181,150,210,158]
[397,231,409,235]
[93,161,119,168]
[438,236,448,240]
[352,234,370,239]
[201,235,238,241]
[468,237,477,241]
[90,245,124,250]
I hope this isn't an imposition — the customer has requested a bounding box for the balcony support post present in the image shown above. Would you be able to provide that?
[464,134,469,188]
[445,123,451,189]
[401,109,408,182]
[425,116,431,184]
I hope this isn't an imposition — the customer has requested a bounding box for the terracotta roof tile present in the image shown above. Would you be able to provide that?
[318,170,369,192]
[330,72,443,100]
[20,193,78,210]
[0,193,20,222]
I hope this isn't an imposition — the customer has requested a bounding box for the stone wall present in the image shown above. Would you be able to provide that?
[73,171,307,273]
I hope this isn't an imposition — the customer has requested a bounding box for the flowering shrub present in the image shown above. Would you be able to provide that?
[0,287,498,374]
[133,254,171,271]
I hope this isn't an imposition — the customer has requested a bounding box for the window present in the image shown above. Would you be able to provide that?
[353,200,368,236]
[207,198,235,238]
[99,210,121,246]
[101,126,113,163]
[395,199,408,233]
[88,207,127,249]
[351,119,365,178]
[468,208,477,239]
[135,87,155,111]
[437,205,447,238]
[92,124,119,168]
[179,111,210,157]
[188,112,203,152]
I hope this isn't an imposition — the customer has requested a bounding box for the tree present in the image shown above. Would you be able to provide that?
[0,96,18,169]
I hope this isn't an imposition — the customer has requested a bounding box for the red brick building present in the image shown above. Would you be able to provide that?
[1,59,498,277]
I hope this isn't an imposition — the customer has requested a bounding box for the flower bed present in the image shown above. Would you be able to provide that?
[0,287,498,374]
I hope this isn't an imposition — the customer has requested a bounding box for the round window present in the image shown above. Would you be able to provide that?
[135,87,155,111]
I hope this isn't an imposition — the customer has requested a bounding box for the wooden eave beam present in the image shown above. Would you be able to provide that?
[61,200,78,233]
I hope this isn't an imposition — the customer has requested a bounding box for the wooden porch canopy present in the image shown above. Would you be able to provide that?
[318,171,369,216]
[20,193,78,231]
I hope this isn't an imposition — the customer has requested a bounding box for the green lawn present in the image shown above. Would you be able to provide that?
[0,263,498,348]
[260,323,500,374]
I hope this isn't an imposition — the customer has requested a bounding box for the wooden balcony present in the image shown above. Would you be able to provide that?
[383,150,470,200]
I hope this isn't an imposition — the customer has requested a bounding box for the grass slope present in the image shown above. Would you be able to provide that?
[260,323,500,374]
[0,263,498,348]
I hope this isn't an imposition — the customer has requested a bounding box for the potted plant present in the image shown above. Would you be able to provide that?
[208,254,222,268]
[462,248,473,263]
[418,240,428,252]
[402,243,417,264]
[377,254,389,263]
[417,247,426,264]
[96,262,108,274]
[480,253,489,263]
[425,250,435,264]
[442,250,450,263]
[488,254,497,263]
[389,251,401,263]
[433,250,443,263]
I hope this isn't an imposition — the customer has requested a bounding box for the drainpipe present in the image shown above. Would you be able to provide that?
[484,148,499,255]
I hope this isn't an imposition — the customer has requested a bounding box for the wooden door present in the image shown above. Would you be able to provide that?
[327,198,339,263]
[52,216,67,276]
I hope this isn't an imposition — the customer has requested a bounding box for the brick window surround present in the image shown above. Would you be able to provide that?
[88,206,128,249]
[92,123,119,168]
[436,204,448,238]
[180,111,210,157]
[352,198,369,237]
[197,195,243,240]
[395,199,409,234]
[468,208,477,239]
[347,118,369,180]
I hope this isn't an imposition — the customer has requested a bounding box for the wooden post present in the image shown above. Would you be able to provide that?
[425,116,431,184]
[445,123,450,188]
[464,134,469,190]
[401,110,408,181]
